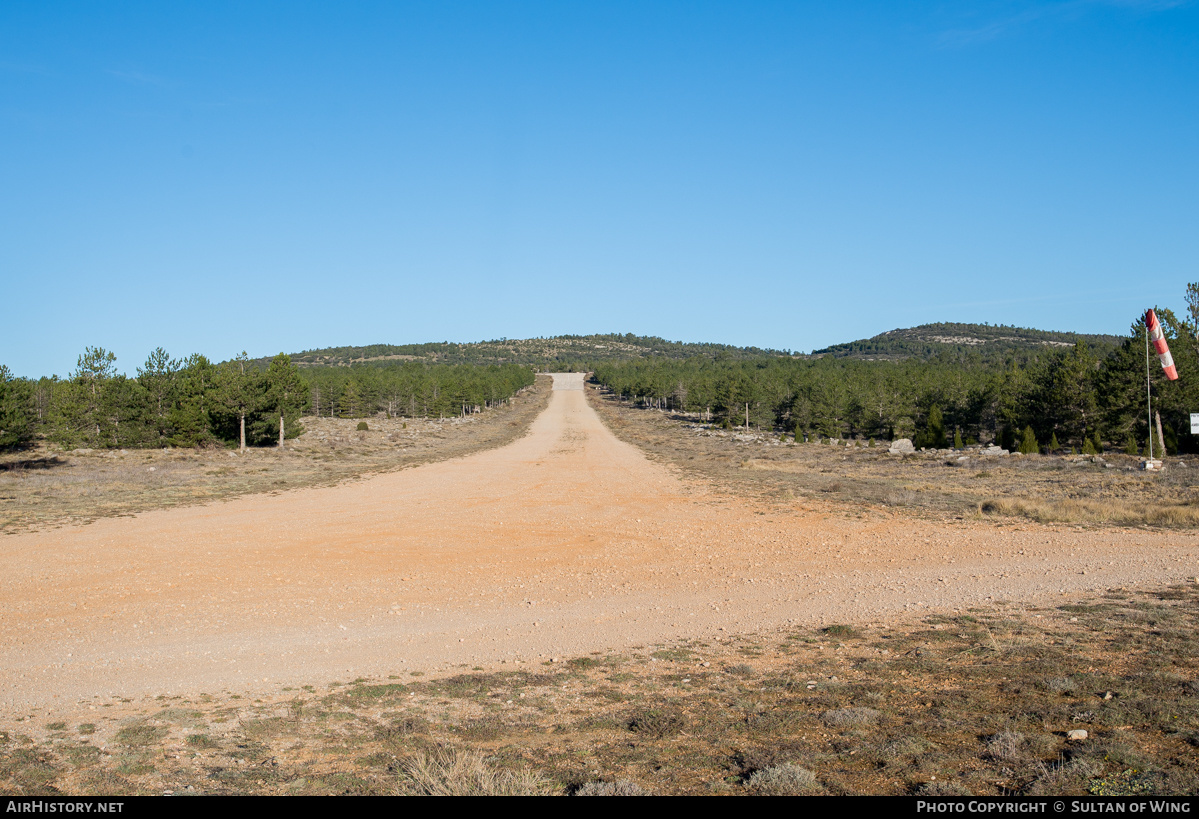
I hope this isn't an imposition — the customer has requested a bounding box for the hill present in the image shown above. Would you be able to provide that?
[812,322,1123,362]
[281,334,793,369]
[273,324,1125,371]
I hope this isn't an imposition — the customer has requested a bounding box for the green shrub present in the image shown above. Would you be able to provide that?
[356,421,369,431]
[1019,426,1039,455]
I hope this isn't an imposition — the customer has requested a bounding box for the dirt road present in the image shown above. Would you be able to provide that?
[1,373,1195,713]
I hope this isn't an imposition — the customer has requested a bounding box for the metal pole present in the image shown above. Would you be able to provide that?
[1146,319,1154,461]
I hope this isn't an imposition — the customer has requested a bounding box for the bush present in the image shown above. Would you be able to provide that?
[1018,426,1039,455]
[746,764,820,795]
[357,421,369,431]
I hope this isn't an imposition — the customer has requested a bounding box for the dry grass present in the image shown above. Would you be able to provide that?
[0,376,551,534]
[400,749,556,796]
[5,583,1199,796]
[586,384,1199,529]
[978,497,1199,527]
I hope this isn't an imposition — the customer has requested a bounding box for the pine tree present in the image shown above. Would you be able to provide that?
[216,352,263,452]
[262,353,306,448]
[1049,432,1060,453]
[169,355,218,446]
[57,347,118,446]
[953,428,963,450]
[1081,438,1097,456]
[0,365,33,449]
[137,347,179,446]
[1019,425,1039,455]
[926,404,947,449]
[1124,433,1138,456]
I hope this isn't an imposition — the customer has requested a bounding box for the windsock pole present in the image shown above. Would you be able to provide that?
[1146,321,1154,460]
[1143,308,1181,460]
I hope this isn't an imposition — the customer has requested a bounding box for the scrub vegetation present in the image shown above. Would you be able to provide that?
[3,584,1197,796]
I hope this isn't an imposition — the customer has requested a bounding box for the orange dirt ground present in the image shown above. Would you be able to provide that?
[1,373,1195,720]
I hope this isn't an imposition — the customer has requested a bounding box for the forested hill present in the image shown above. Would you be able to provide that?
[279,324,1124,371]
[281,334,792,369]
[813,323,1124,362]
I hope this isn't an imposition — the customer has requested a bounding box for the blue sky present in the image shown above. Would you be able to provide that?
[2,1,1197,377]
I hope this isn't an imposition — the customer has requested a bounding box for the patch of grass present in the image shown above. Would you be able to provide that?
[114,724,168,747]
[980,497,1199,527]
[399,749,558,796]
[0,748,61,793]
[746,763,822,795]
[575,779,650,795]
[822,625,860,640]
[625,708,686,738]
[821,707,881,727]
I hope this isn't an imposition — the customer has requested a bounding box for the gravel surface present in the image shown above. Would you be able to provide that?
[2,373,1196,716]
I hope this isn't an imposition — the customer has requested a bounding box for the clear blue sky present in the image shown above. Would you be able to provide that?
[3,1,1197,377]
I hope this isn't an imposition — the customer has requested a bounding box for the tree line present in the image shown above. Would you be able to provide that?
[592,286,1199,455]
[0,351,535,451]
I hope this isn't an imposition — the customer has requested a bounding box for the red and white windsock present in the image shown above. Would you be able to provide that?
[1145,309,1179,381]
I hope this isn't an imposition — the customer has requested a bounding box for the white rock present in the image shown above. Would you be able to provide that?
[1067,729,1088,741]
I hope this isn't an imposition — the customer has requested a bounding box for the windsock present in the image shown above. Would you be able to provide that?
[1145,309,1179,380]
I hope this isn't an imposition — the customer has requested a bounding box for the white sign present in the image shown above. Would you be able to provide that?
[1192,413,1199,435]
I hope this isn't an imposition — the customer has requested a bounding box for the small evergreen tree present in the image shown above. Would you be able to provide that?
[1049,432,1060,453]
[1124,432,1138,456]
[1018,426,1039,455]
[1091,429,1103,454]
[1081,438,1097,456]
[953,428,963,450]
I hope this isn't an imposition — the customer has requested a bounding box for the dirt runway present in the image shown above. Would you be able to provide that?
[2,373,1195,713]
